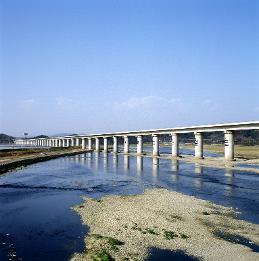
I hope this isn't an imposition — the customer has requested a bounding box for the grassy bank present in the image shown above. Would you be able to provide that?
[71,189,259,261]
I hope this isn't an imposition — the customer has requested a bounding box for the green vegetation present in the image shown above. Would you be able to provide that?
[91,234,124,250]
[131,224,160,235]
[180,233,190,239]
[163,230,178,240]
[143,228,160,235]
[93,251,114,261]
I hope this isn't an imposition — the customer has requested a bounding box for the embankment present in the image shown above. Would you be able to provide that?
[0,148,91,174]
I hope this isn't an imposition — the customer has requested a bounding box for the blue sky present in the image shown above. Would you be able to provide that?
[1,0,258,137]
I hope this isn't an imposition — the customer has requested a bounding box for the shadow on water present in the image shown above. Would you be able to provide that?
[146,248,200,261]
[0,150,259,261]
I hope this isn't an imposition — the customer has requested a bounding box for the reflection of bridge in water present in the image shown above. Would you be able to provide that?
[70,152,237,197]
[15,121,259,161]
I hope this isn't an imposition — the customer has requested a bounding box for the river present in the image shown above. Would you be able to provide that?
[0,147,258,261]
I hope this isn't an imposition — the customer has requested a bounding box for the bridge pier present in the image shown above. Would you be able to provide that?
[88,138,92,150]
[95,137,100,151]
[81,138,86,149]
[224,130,234,160]
[71,138,75,147]
[75,138,80,147]
[103,137,108,153]
[195,132,204,159]
[152,134,159,156]
[137,135,143,155]
[113,136,118,153]
[124,136,129,154]
[171,133,179,157]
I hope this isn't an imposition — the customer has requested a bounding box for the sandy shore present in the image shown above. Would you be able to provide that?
[0,147,91,174]
[71,189,259,261]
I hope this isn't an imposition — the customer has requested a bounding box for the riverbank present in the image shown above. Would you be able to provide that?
[0,147,91,174]
[71,189,259,261]
[181,144,259,159]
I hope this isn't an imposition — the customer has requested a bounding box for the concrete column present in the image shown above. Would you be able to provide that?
[171,133,179,157]
[113,136,118,153]
[55,139,58,147]
[152,134,159,156]
[103,137,108,153]
[124,136,129,154]
[61,139,65,147]
[95,137,100,151]
[76,138,80,147]
[137,135,143,155]
[82,138,86,149]
[71,138,75,147]
[224,130,234,160]
[88,138,92,150]
[67,139,70,147]
[194,132,204,159]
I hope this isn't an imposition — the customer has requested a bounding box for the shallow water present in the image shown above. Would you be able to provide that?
[0,151,258,261]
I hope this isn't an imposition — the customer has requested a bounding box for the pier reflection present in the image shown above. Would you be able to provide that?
[103,152,108,170]
[136,156,143,175]
[152,158,159,180]
[113,154,118,170]
[194,163,203,189]
[224,168,234,196]
[124,155,130,171]
[171,159,179,182]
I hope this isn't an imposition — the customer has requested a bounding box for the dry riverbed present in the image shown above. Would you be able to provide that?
[71,189,259,261]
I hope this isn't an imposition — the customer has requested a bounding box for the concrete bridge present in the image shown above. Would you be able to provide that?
[15,121,259,160]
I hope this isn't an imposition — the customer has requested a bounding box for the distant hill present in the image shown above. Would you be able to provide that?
[0,134,15,144]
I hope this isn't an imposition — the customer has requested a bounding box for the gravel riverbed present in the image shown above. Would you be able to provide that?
[71,188,259,261]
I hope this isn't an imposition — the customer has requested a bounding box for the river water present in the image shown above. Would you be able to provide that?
[0,147,259,261]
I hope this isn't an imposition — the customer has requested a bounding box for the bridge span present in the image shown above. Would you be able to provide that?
[15,121,259,161]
